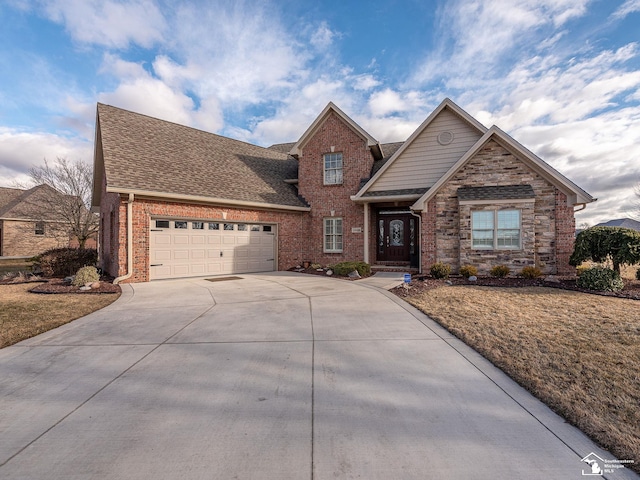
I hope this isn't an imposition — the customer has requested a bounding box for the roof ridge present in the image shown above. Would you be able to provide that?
[98,103,287,157]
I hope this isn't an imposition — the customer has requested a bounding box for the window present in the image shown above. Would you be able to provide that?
[209,223,220,230]
[323,153,343,185]
[155,220,170,229]
[174,221,187,229]
[262,225,272,232]
[250,225,260,231]
[35,221,45,235]
[472,210,521,249]
[324,218,343,252]
[237,224,247,231]
[224,223,234,231]
[192,222,204,229]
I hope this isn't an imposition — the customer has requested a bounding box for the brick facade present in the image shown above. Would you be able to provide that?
[96,104,585,282]
[297,111,373,265]
[100,195,306,283]
[0,219,68,257]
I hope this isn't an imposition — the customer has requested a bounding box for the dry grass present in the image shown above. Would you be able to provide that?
[0,283,120,348]
[407,286,639,472]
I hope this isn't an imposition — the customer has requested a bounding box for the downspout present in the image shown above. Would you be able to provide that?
[114,193,134,284]
[410,209,422,274]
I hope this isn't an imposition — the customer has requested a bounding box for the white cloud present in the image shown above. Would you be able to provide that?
[36,0,167,48]
[0,128,92,187]
[310,21,337,50]
[612,0,640,20]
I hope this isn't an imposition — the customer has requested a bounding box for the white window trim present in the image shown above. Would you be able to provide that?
[323,217,343,253]
[471,209,522,250]
[323,152,343,185]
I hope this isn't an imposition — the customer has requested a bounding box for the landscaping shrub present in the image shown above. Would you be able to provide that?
[490,265,510,278]
[34,248,98,277]
[430,262,451,279]
[570,227,640,274]
[331,261,371,276]
[72,266,100,287]
[520,266,542,279]
[459,265,477,279]
[576,266,624,292]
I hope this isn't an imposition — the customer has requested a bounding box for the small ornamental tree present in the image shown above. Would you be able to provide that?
[569,227,640,274]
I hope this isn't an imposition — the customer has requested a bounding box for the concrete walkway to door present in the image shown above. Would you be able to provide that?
[0,272,636,479]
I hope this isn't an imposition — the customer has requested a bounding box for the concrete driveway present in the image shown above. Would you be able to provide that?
[0,272,635,479]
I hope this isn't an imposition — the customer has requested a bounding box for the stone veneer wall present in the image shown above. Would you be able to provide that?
[103,196,306,283]
[429,139,575,275]
[297,111,373,266]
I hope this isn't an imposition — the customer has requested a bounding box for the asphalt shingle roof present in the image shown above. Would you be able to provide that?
[457,184,535,201]
[97,104,308,209]
[0,185,70,221]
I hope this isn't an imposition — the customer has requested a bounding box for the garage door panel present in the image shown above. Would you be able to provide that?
[174,250,189,260]
[150,220,276,280]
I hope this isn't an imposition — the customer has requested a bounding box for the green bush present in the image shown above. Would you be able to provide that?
[72,266,100,287]
[570,227,640,274]
[430,262,451,279]
[520,266,542,279]
[33,248,98,277]
[459,265,478,278]
[331,261,371,276]
[577,266,624,292]
[490,265,510,278]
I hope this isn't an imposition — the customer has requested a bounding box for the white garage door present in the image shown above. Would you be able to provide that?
[149,219,276,280]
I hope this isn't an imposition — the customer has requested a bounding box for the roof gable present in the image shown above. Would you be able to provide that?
[354,98,487,200]
[0,184,72,221]
[93,103,309,211]
[290,102,382,159]
[411,126,596,210]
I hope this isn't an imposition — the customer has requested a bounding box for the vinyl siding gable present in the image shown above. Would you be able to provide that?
[368,108,483,192]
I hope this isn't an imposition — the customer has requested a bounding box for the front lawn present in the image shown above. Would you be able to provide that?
[404,285,639,474]
[0,283,120,348]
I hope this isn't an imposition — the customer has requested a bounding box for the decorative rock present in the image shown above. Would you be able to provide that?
[90,281,101,289]
[64,276,74,284]
[544,275,561,283]
[348,270,361,279]
[79,286,91,291]
[316,268,324,272]
[468,275,477,282]
[445,280,453,286]
[326,269,333,276]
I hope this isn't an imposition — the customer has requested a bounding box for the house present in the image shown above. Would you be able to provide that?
[0,184,96,257]
[91,98,595,283]
[594,218,640,231]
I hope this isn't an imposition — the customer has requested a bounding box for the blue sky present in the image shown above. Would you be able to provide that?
[1,0,639,225]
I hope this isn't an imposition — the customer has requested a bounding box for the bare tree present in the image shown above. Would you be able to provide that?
[23,157,98,249]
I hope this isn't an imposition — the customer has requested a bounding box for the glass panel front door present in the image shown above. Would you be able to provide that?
[377,213,411,262]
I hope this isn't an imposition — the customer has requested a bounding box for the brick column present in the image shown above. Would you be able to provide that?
[555,189,576,275]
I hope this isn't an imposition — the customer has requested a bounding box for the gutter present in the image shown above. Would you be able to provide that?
[106,187,310,212]
[114,193,134,284]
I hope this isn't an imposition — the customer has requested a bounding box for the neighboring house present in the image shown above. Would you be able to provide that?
[0,184,96,257]
[91,98,595,283]
[594,218,640,231]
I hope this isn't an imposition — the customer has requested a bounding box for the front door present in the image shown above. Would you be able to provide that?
[377,212,413,262]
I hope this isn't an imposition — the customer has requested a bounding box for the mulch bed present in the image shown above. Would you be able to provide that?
[392,275,640,301]
[0,276,121,294]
